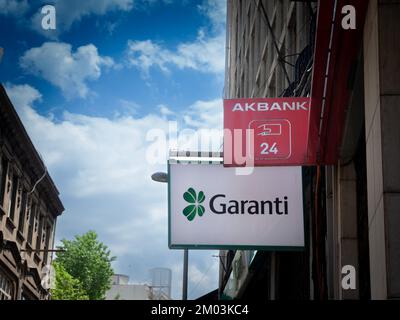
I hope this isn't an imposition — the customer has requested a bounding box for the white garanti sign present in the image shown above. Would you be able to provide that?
[168,163,304,250]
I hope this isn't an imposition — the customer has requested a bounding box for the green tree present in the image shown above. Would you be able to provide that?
[55,231,116,300]
[51,262,89,300]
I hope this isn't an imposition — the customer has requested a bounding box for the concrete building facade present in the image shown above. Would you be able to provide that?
[362,0,400,299]
[106,274,170,300]
[0,84,64,300]
[220,0,400,300]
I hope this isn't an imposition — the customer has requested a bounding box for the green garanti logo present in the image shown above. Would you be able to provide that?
[182,188,205,221]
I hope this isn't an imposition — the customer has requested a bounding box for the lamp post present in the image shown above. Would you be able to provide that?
[151,171,189,300]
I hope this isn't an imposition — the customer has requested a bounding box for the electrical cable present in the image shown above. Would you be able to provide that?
[188,262,214,298]
[251,0,316,95]
[28,153,47,195]
[254,0,291,84]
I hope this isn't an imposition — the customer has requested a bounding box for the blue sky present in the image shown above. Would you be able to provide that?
[0,0,225,299]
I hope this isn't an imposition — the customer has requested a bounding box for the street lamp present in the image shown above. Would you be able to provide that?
[151,172,168,183]
[151,171,189,301]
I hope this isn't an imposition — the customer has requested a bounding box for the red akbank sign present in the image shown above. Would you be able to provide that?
[223,97,311,166]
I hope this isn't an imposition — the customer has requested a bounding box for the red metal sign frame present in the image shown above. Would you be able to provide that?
[224,97,312,167]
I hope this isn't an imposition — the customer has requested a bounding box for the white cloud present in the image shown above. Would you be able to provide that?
[5,83,222,196]
[0,0,29,16]
[5,83,222,299]
[118,99,141,116]
[126,0,226,77]
[188,261,219,298]
[4,83,42,106]
[183,98,223,129]
[126,31,225,77]
[158,104,175,118]
[198,0,227,31]
[126,40,169,75]
[170,251,219,299]
[5,82,223,288]
[31,0,134,37]
[20,42,114,99]
[177,100,222,153]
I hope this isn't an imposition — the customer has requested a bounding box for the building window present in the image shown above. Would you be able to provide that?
[43,224,52,265]
[0,270,13,300]
[36,213,43,252]
[0,157,8,207]
[18,189,28,234]
[8,174,18,221]
[35,213,44,255]
[27,202,36,245]
[21,287,36,300]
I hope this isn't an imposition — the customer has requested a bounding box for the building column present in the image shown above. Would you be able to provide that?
[337,163,360,299]
[364,0,400,299]
[16,267,24,300]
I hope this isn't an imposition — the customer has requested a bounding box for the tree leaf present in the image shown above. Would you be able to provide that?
[54,231,114,300]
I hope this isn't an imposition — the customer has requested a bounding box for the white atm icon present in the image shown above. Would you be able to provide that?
[248,119,292,160]
[257,123,282,136]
